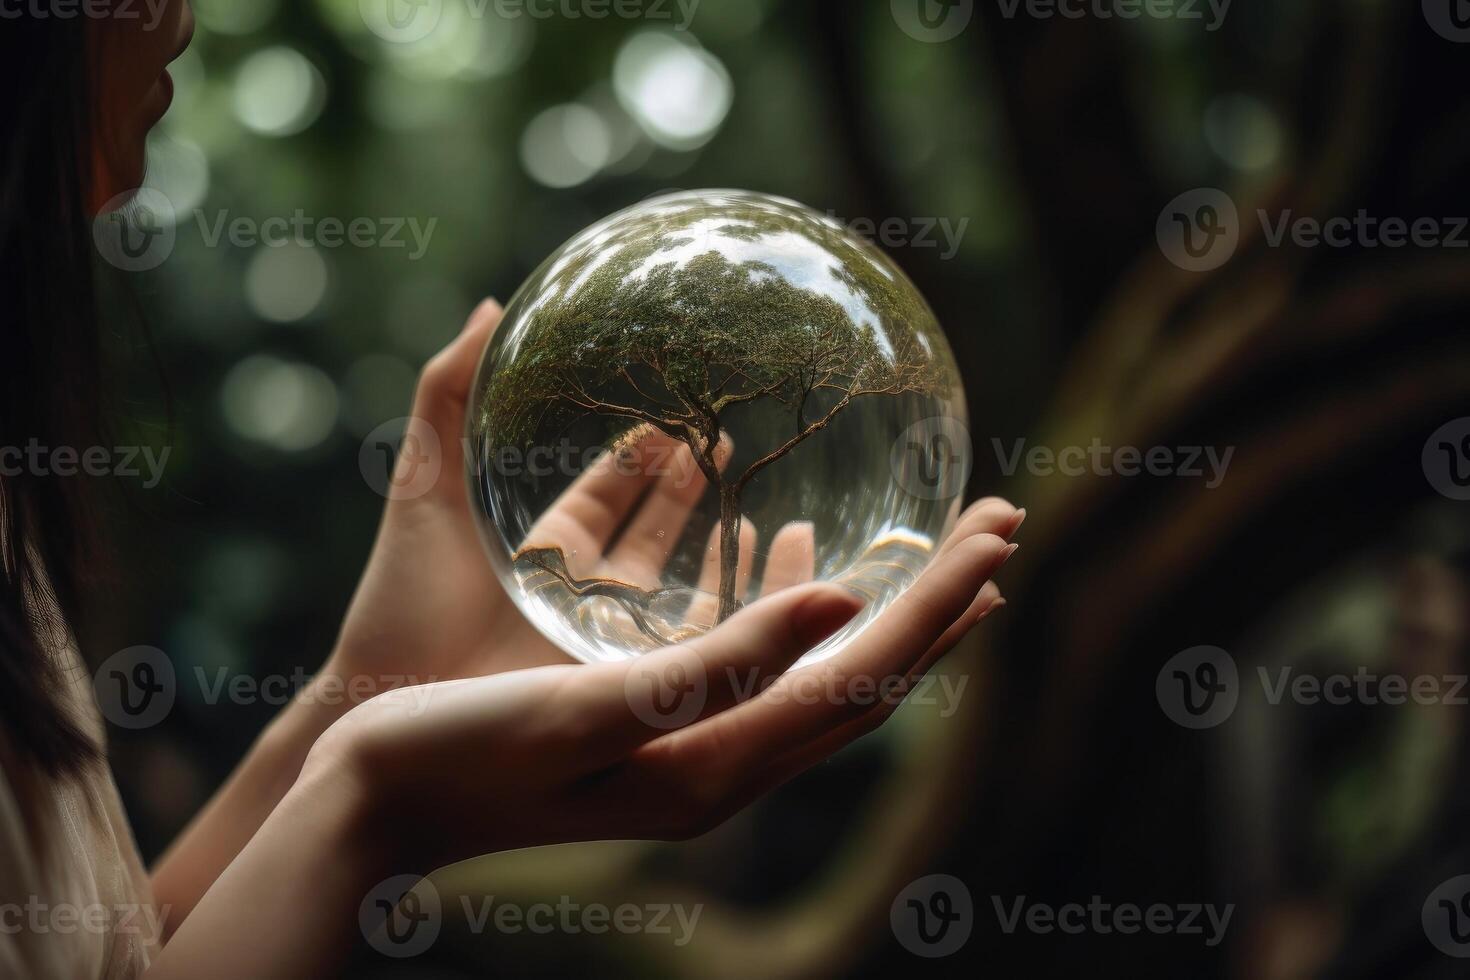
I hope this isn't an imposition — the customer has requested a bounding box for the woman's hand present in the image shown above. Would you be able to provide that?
[320,294,1025,868]
[147,501,1015,980]
[324,299,565,689]
[309,498,1019,872]
[152,293,1022,972]
[152,297,1022,938]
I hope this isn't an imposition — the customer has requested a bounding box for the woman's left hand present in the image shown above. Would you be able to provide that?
[323,299,565,693]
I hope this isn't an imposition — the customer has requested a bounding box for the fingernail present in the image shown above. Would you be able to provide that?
[978,597,1007,622]
[1009,508,1028,534]
[1000,543,1020,562]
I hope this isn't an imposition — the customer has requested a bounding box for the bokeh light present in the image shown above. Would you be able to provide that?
[244,244,331,324]
[1204,93,1285,172]
[612,31,733,151]
[192,0,280,36]
[520,103,614,188]
[233,47,327,138]
[220,355,340,452]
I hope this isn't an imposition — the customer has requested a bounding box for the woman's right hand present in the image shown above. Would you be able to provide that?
[308,498,1020,874]
[147,497,1018,980]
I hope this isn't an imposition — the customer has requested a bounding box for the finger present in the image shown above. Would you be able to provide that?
[645,583,862,723]
[759,521,816,597]
[568,584,863,771]
[579,538,1013,842]
[520,427,691,578]
[696,516,756,595]
[413,297,503,429]
[791,580,1005,763]
[751,591,1003,795]
[687,534,1016,766]
[604,436,732,589]
[393,299,502,506]
[923,580,1004,664]
[936,498,1023,560]
[808,577,1002,746]
[745,549,1009,785]
[584,583,999,841]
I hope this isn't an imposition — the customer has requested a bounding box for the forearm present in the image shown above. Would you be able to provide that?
[149,673,349,937]
[144,758,393,980]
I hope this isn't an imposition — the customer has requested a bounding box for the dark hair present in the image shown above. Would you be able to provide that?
[0,16,106,776]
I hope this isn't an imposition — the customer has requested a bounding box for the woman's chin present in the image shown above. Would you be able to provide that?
[146,71,175,123]
[87,76,172,215]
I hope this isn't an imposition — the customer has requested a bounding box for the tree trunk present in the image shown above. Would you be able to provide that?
[716,486,742,624]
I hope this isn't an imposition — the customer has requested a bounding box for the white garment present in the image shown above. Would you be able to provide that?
[0,648,157,979]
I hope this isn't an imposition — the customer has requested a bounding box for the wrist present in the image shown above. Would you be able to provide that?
[294,722,414,876]
[298,707,440,877]
[251,663,407,830]
[255,673,351,775]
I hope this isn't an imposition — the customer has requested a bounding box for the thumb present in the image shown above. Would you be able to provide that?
[413,297,503,428]
[387,298,503,506]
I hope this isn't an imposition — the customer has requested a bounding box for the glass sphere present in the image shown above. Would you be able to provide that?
[468,190,969,665]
